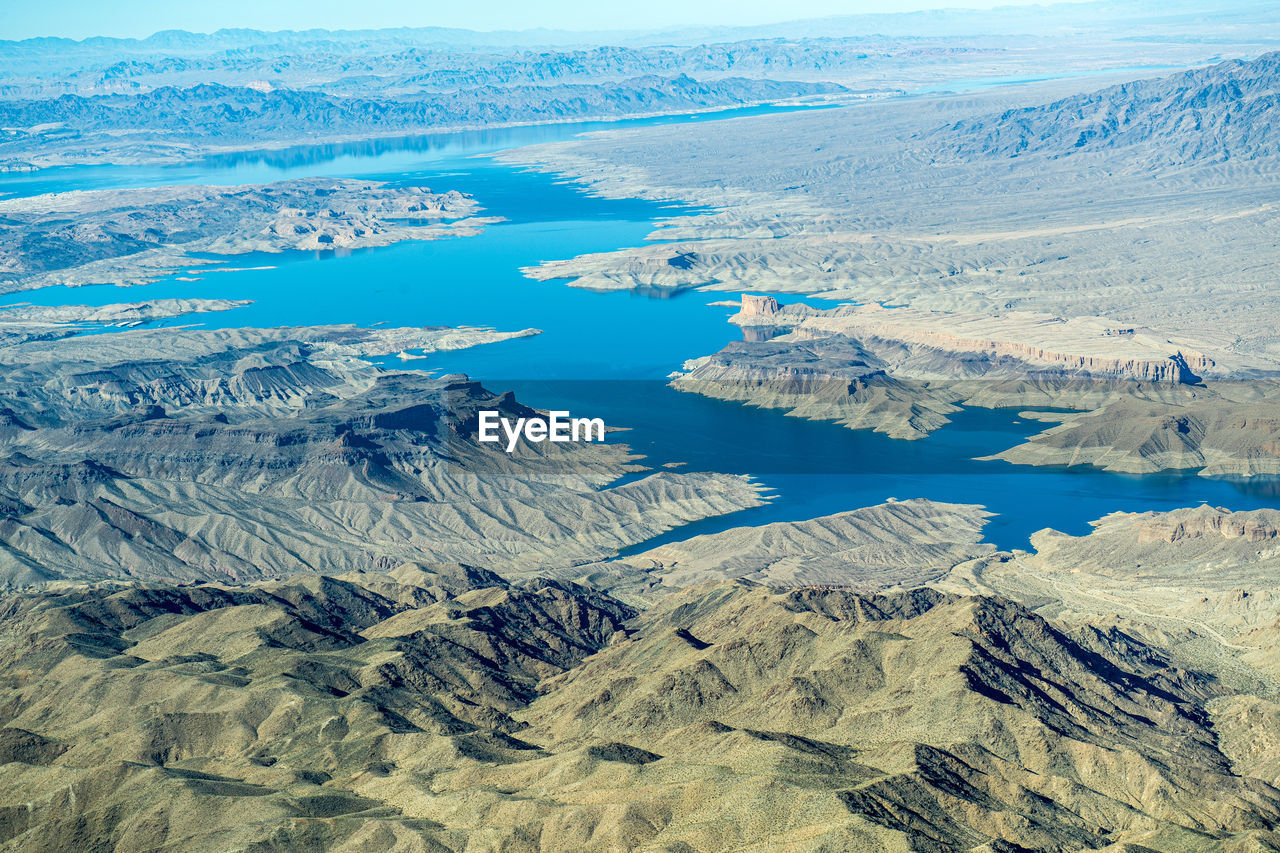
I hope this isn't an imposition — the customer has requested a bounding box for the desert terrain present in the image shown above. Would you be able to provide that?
[1,2,1280,851]
[503,50,1280,481]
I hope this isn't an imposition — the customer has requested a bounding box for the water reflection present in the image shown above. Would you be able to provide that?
[195,104,836,172]
[1221,476,1280,499]
[199,125,593,171]
[742,325,792,342]
[0,103,834,199]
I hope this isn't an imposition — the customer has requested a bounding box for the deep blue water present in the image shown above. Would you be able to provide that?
[4,109,1279,551]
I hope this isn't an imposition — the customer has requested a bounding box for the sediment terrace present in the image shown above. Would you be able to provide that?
[736,299,1227,382]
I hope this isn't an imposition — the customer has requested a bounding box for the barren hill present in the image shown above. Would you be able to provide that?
[0,326,762,587]
[942,51,1280,165]
[1,569,1278,851]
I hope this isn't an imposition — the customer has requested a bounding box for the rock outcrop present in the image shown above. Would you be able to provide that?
[1137,505,1280,544]
[737,293,780,319]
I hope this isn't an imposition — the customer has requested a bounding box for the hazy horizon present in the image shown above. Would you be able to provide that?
[2,0,1109,42]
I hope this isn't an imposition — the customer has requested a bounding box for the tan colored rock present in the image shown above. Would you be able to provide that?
[939,504,1280,685]
[737,293,780,319]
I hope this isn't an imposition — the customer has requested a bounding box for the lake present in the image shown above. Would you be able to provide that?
[4,106,1279,551]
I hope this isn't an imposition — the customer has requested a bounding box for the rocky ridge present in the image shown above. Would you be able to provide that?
[0,325,762,587]
[0,76,847,169]
[0,565,1277,851]
[940,50,1280,165]
[578,498,996,603]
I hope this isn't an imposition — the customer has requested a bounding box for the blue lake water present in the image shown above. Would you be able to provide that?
[0,104,828,199]
[4,107,1279,551]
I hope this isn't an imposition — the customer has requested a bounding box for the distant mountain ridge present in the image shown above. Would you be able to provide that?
[0,35,976,102]
[0,40,971,101]
[0,75,844,147]
[940,50,1280,165]
[2,0,1275,48]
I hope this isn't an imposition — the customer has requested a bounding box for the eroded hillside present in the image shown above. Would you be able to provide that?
[0,564,1277,851]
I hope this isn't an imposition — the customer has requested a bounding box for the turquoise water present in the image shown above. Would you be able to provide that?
[4,109,1279,550]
